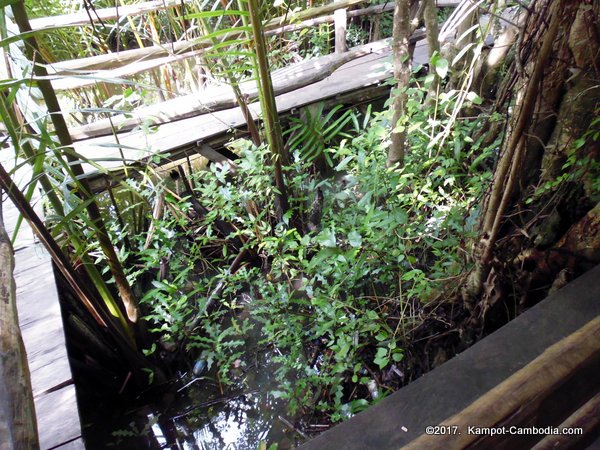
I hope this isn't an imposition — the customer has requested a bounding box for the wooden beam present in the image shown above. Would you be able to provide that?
[29,0,182,31]
[334,1,348,54]
[403,315,600,449]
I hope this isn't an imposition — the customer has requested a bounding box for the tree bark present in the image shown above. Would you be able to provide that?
[467,0,564,297]
[0,196,39,450]
[387,0,412,168]
[424,0,441,100]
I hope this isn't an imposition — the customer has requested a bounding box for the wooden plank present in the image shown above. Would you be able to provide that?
[69,39,395,138]
[29,0,181,31]
[35,387,82,450]
[298,265,600,450]
[46,0,458,74]
[0,155,83,450]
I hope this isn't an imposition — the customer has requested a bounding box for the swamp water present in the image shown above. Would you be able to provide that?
[77,312,301,449]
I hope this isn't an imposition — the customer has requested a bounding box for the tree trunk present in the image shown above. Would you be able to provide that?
[0,196,40,450]
[387,0,412,168]
[424,0,441,100]
[466,0,600,307]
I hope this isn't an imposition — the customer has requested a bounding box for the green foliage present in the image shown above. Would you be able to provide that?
[127,66,496,423]
[346,23,368,48]
[285,102,357,167]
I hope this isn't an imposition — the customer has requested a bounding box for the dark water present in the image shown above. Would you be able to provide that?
[76,318,299,449]
[160,350,296,450]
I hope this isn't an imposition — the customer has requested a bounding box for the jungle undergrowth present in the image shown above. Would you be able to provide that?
[121,72,500,427]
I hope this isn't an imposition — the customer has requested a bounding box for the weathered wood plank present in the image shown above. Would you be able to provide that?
[0,195,39,450]
[29,0,181,31]
[34,387,82,450]
[69,39,395,138]
[1,155,83,450]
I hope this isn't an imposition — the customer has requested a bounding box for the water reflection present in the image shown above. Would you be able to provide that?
[170,351,295,449]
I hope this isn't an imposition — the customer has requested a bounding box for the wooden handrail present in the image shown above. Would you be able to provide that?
[37,0,460,89]
[29,0,181,31]
[403,315,600,449]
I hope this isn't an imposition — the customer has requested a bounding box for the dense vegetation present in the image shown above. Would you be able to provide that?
[1,0,599,447]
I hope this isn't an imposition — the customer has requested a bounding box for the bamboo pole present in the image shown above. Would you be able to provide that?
[247,0,289,216]
[11,0,141,324]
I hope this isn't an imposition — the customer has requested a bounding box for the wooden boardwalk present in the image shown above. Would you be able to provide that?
[2,159,84,449]
[73,38,430,183]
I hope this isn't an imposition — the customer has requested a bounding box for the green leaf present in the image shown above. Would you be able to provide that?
[317,228,337,248]
[467,91,483,105]
[374,347,389,369]
[347,230,362,248]
[434,57,449,79]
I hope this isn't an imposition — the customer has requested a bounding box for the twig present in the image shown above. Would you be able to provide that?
[171,390,258,420]
[278,415,309,439]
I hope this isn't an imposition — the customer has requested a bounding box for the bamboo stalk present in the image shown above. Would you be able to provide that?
[247,0,289,216]
[11,0,141,324]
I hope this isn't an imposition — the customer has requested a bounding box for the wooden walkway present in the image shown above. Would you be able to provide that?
[73,38,430,185]
[2,159,84,449]
[299,265,600,449]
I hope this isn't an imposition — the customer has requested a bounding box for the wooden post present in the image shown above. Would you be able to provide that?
[334,0,348,53]
[0,195,40,449]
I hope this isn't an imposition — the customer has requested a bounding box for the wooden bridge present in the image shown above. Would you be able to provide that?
[0,156,84,449]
